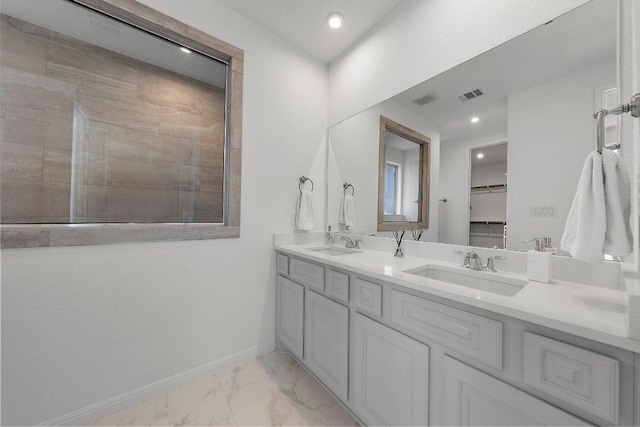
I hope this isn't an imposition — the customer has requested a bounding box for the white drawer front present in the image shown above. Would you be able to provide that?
[276,253,289,276]
[443,356,589,426]
[390,290,502,370]
[354,279,382,317]
[290,258,325,291]
[326,270,349,303]
[524,332,619,424]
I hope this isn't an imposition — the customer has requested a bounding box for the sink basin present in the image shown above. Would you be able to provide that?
[308,246,361,256]
[404,264,526,297]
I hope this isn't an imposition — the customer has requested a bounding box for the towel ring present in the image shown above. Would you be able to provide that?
[343,182,355,196]
[299,176,314,192]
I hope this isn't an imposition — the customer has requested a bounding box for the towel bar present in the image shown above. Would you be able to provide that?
[594,92,640,153]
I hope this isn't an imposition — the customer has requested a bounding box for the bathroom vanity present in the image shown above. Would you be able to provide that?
[274,243,640,426]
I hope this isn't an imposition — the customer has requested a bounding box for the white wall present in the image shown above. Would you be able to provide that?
[438,133,507,245]
[328,0,590,125]
[507,61,615,251]
[402,147,421,221]
[327,99,440,240]
[0,0,328,424]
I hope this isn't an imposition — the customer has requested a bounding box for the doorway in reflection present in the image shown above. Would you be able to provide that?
[468,143,508,248]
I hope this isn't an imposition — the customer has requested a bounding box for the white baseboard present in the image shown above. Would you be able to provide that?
[38,343,275,426]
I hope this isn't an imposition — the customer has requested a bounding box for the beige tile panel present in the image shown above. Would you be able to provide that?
[45,39,138,92]
[0,141,44,183]
[159,106,202,140]
[107,125,161,163]
[0,65,76,127]
[76,92,160,133]
[0,182,44,222]
[0,16,47,76]
[4,115,72,150]
[137,69,203,114]
[160,135,195,165]
[43,148,72,184]
[42,182,71,223]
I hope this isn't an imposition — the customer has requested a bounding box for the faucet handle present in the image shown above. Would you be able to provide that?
[485,255,506,272]
[455,250,472,268]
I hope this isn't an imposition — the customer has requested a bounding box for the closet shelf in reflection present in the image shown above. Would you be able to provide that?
[470,184,507,194]
[470,221,507,225]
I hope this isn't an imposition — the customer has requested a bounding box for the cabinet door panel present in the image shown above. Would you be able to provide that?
[305,291,349,401]
[443,356,590,426]
[354,313,429,426]
[276,276,304,359]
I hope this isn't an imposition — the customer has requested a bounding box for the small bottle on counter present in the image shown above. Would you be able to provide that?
[524,237,552,283]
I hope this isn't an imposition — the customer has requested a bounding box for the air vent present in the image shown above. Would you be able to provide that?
[413,92,438,106]
[457,88,485,102]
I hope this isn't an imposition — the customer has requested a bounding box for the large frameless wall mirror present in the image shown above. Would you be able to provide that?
[0,0,244,247]
[328,0,636,255]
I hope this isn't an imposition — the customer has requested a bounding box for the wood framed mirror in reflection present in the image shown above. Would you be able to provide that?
[378,116,431,231]
[327,0,636,256]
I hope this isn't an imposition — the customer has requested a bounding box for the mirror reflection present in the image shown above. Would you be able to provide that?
[327,0,618,253]
[378,116,430,230]
[0,0,228,224]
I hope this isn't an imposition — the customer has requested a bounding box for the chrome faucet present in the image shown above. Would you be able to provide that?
[455,250,484,271]
[485,255,506,272]
[341,234,361,249]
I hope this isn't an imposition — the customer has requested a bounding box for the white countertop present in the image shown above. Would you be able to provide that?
[276,243,640,354]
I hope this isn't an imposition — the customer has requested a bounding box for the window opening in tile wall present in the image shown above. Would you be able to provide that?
[1,0,229,224]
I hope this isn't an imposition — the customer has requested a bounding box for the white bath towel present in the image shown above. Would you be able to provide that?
[339,195,356,229]
[561,150,632,263]
[602,150,632,257]
[296,190,314,230]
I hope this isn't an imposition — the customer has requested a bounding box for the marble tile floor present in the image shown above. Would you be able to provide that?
[87,351,357,426]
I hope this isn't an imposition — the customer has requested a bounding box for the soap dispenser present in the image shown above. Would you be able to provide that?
[524,237,552,283]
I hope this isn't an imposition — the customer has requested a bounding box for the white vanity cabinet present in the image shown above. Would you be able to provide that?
[275,275,304,359]
[304,290,349,401]
[274,251,638,427]
[442,356,588,426]
[353,313,429,426]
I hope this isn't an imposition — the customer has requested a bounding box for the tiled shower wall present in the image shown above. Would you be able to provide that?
[0,14,226,224]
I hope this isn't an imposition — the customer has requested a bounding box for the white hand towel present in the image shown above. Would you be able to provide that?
[561,150,632,263]
[602,150,632,257]
[339,195,356,228]
[296,190,314,230]
[561,152,606,263]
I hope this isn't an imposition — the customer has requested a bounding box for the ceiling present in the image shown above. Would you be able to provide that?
[391,0,616,142]
[215,0,405,63]
[471,143,508,168]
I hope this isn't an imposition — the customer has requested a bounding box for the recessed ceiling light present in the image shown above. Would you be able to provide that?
[180,47,192,54]
[477,153,484,159]
[327,13,343,29]
[471,117,480,123]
